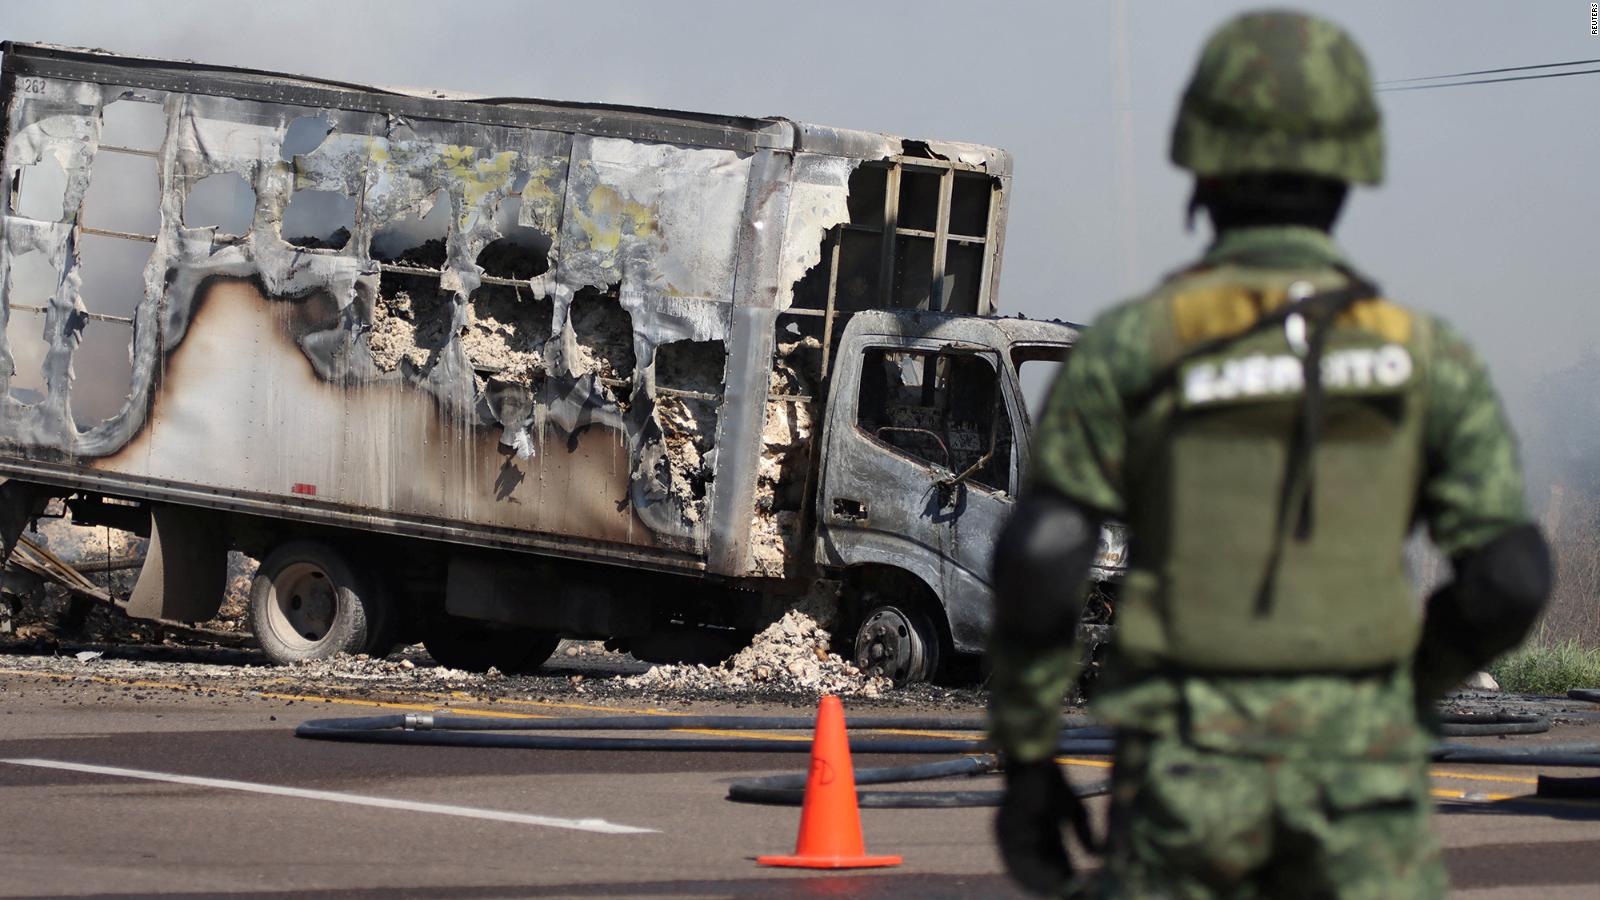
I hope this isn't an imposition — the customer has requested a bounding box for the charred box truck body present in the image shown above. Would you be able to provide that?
[0,43,1120,682]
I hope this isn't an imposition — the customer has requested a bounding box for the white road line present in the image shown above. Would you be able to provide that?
[1,758,656,835]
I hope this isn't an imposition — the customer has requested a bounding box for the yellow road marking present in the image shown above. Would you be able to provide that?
[1430,769,1540,786]
[1056,757,1114,769]
[874,728,983,740]
[1431,788,1515,801]
[670,728,812,742]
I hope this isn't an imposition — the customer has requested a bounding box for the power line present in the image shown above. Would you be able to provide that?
[1380,67,1600,92]
[1379,58,1600,85]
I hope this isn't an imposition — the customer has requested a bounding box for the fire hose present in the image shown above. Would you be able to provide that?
[293,708,1600,808]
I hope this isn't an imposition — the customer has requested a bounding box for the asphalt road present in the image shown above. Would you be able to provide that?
[1,662,1598,898]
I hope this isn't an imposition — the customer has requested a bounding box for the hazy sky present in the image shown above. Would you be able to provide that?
[5,1,1596,461]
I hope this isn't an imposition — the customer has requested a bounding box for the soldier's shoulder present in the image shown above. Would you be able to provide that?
[1081,265,1223,335]
[1411,312,1478,360]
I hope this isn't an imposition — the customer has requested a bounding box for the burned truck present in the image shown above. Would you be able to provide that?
[0,43,1116,682]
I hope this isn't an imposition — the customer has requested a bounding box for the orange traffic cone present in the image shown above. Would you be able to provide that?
[757,694,903,869]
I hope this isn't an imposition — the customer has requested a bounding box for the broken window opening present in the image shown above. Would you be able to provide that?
[657,339,727,397]
[856,348,1012,493]
[281,114,333,162]
[183,172,255,235]
[943,241,983,315]
[372,193,449,265]
[772,313,825,398]
[371,267,455,375]
[100,98,167,151]
[463,283,553,385]
[70,318,136,429]
[7,247,60,311]
[892,236,935,310]
[569,287,636,393]
[753,333,818,576]
[845,165,888,228]
[897,168,941,233]
[11,153,70,223]
[4,311,50,404]
[653,339,727,523]
[787,161,996,348]
[77,232,151,320]
[283,189,355,250]
[949,173,992,238]
[4,248,58,401]
[834,230,883,313]
[1012,344,1070,425]
[790,236,833,311]
[478,198,551,280]
[82,150,161,236]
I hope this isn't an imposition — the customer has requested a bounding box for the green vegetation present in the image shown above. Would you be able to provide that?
[1488,639,1600,696]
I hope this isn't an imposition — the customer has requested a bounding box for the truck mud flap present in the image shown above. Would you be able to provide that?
[126,505,227,622]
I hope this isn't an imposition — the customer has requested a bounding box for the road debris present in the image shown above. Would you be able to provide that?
[619,612,892,697]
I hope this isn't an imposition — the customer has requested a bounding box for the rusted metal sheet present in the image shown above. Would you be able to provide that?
[0,42,1013,579]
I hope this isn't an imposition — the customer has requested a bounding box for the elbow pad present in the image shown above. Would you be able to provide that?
[990,487,1103,649]
[1426,523,1552,659]
[1448,523,1552,639]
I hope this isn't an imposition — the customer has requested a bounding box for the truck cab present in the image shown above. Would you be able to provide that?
[818,311,1124,683]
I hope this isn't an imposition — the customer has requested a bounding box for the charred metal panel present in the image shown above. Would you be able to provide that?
[0,60,753,558]
[706,146,795,576]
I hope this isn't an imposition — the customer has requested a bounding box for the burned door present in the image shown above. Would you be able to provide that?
[820,339,1019,652]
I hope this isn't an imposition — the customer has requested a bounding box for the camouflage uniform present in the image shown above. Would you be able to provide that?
[989,11,1529,899]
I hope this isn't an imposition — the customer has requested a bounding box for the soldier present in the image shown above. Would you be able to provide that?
[988,10,1551,898]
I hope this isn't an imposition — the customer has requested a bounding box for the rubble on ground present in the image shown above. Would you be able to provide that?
[286,652,487,683]
[618,611,891,697]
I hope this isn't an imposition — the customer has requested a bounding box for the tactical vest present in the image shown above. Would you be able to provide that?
[1113,272,1431,672]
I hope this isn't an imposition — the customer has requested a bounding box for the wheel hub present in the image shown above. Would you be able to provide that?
[267,563,338,648]
[854,608,923,684]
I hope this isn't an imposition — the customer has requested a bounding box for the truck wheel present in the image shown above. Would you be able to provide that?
[249,541,390,664]
[423,617,559,674]
[854,604,941,685]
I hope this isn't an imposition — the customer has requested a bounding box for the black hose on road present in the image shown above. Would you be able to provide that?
[294,713,1117,807]
[296,712,1112,755]
[294,706,1600,806]
[1436,712,1550,737]
[726,755,1110,808]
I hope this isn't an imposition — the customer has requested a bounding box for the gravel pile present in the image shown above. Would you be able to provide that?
[617,612,891,698]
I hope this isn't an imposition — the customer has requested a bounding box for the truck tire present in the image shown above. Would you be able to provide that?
[854,603,942,685]
[248,541,391,664]
[422,617,560,674]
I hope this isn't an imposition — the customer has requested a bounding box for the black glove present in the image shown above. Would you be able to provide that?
[995,758,1099,896]
[1413,524,1551,724]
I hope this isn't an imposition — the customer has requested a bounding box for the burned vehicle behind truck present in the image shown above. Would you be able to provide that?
[0,43,1117,682]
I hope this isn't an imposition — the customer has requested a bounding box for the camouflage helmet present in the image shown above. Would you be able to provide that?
[1171,10,1383,185]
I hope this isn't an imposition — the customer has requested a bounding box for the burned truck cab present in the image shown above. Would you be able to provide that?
[816,313,1106,682]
